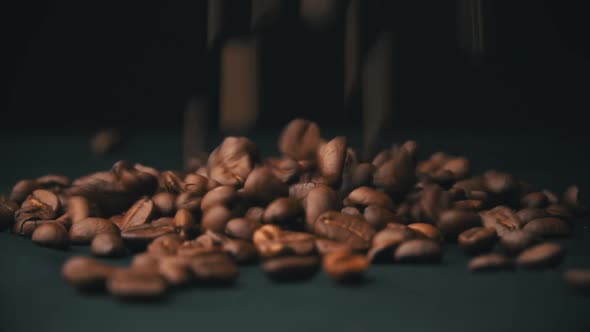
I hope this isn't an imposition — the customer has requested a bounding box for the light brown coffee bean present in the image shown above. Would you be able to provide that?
[189,252,240,284]
[262,197,302,225]
[516,242,564,269]
[31,222,69,249]
[159,171,184,194]
[158,256,193,286]
[458,227,497,254]
[523,217,570,237]
[201,186,238,211]
[121,197,155,231]
[29,189,60,214]
[323,249,369,282]
[350,163,376,189]
[67,196,90,223]
[107,269,167,299]
[372,141,417,195]
[175,191,202,215]
[263,255,320,281]
[91,232,127,257]
[131,253,160,270]
[468,253,513,272]
[152,192,176,216]
[394,239,442,263]
[121,224,176,248]
[344,186,394,210]
[202,205,235,233]
[317,136,347,188]
[499,230,541,255]
[225,217,261,240]
[479,206,522,237]
[69,218,119,244]
[407,223,443,243]
[222,238,258,264]
[437,210,481,241]
[174,208,197,238]
[62,256,115,291]
[183,173,210,195]
[315,238,352,256]
[207,137,259,187]
[303,185,339,231]
[242,167,288,204]
[368,224,417,262]
[146,233,183,257]
[342,206,362,216]
[289,182,319,201]
[278,119,321,160]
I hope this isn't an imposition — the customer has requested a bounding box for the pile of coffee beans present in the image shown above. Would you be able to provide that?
[1,118,589,300]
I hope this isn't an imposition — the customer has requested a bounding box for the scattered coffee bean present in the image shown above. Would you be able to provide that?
[523,217,570,237]
[303,185,339,231]
[480,206,522,237]
[91,232,127,257]
[344,186,394,210]
[468,253,512,272]
[407,223,443,243]
[317,136,347,188]
[69,218,119,244]
[201,186,238,212]
[152,192,176,216]
[67,196,91,223]
[121,197,155,231]
[107,269,167,300]
[499,230,541,255]
[122,224,175,248]
[262,197,302,225]
[315,238,352,255]
[517,243,564,269]
[202,205,235,233]
[516,208,548,224]
[147,233,184,257]
[189,252,240,284]
[313,211,375,251]
[545,203,575,222]
[323,249,369,282]
[62,256,115,291]
[263,255,320,281]
[278,119,321,161]
[222,238,258,264]
[458,227,497,254]
[437,210,481,241]
[394,239,442,263]
[31,222,69,249]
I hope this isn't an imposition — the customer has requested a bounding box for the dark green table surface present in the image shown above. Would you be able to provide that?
[1,128,589,332]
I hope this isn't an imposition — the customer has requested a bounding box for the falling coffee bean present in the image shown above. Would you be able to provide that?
[468,253,512,272]
[516,242,564,269]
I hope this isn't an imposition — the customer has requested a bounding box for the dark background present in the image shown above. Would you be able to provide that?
[2,0,590,131]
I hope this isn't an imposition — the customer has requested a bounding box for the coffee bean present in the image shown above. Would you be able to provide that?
[263,255,320,281]
[523,217,570,237]
[225,217,261,240]
[458,227,497,254]
[344,186,394,210]
[253,225,315,258]
[267,157,301,183]
[417,154,470,184]
[121,224,175,248]
[31,222,69,249]
[36,174,71,189]
[62,256,115,291]
[207,137,259,187]
[69,218,119,244]
[277,231,316,256]
[542,190,560,204]
[315,238,352,255]
[468,253,512,272]
[107,269,167,300]
[520,192,549,209]
[201,186,238,211]
[479,206,522,237]
[313,211,375,251]
[303,185,339,231]
[147,233,184,257]
[189,252,240,284]
[437,210,481,241]
[448,187,467,201]
[278,119,321,160]
[394,239,442,263]
[545,203,575,222]
[152,192,176,216]
[412,184,451,223]
[317,136,347,188]
[289,182,319,201]
[202,205,235,233]
[67,196,90,223]
[351,163,376,188]
[91,232,127,257]
[373,141,417,195]
[242,167,288,204]
[563,269,590,294]
[157,256,193,286]
[516,242,564,269]
[183,174,210,195]
[563,185,588,216]
[499,230,541,255]
[368,224,417,262]
[407,223,443,243]
[159,171,184,194]
[222,238,258,264]
[262,197,302,225]
[341,206,362,216]
[453,200,485,212]
[323,249,369,282]
[13,218,53,237]
[91,128,125,156]
[484,170,519,196]
[175,190,203,215]
[174,208,197,239]
[10,179,39,204]
[516,208,548,224]
[0,198,18,232]
[121,197,155,231]
[131,253,160,270]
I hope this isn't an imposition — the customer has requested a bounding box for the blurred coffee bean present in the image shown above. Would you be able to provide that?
[183,174,210,195]
[121,198,155,231]
[31,222,69,249]
[341,206,362,216]
[437,210,481,241]
[323,249,369,283]
[202,205,235,233]
[278,119,321,161]
[242,167,288,204]
[147,233,184,257]
[516,208,548,224]
[159,171,184,195]
[313,212,375,251]
[479,206,522,237]
[107,269,167,300]
[368,224,416,262]
[267,157,301,184]
[10,179,39,204]
[317,136,347,188]
[26,189,60,214]
[373,141,417,195]
[91,128,125,156]
[315,238,352,255]
[222,239,258,264]
[121,224,175,248]
[69,218,119,244]
[67,196,90,223]
[62,256,115,291]
[351,163,376,188]
[542,190,560,204]
[412,184,451,223]
[157,256,193,286]
[201,186,238,211]
[152,192,176,216]
[91,232,127,257]
[407,223,443,243]
[344,186,394,210]
[520,192,549,209]
[545,203,575,222]
[517,243,564,269]
[262,197,302,225]
[457,227,497,254]
[207,137,259,187]
[453,200,485,212]
[0,198,18,231]
[289,182,318,201]
[523,217,570,237]
[189,252,239,284]
[303,185,339,231]
[499,230,541,255]
[263,255,320,282]
[225,218,261,240]
[174,208,198,239]
[175,190,202,215]
[563,269,590,295]
[394,239,442,263]
[468,253,512,272]
[563,186,588,216]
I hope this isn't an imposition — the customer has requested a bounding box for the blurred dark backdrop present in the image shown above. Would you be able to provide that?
[2,0,589,131]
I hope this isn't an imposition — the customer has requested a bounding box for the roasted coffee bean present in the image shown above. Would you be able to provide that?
[201,186,238,211]
[315,238,352,255]
[341,206,362,216]
[483,170,519,196]
[152,192,176,216]
[323,249,369,282]
[417,154,470,184]
[368,224,417,262]
[159,171,184,194]
[91,128,125,156]
[516,208,548,224]
[520,192,549,209]
[23,189,60,214]
[468,253,512,272]
[453,200,485,212]
[62,256,115,291]
[253,225,315,258]
[121,224,175,248]
[563,185,588,216]
[225,217,261,240]
[222,239,258,264]
[13,218,54,237]
[351,163,376,188]
[183,174,210,195]
[157,256,193,286]
[373,141,417,195]
[69,218,119,244]
[67,196,90,223]
[371,148,392,167]
[189,252,239,284]
[458,227,497,254]
[242,167,288,204]
[448,187,467,201]
[107,269,167,300]
[437,210,481,241]
[289,182,319,201]
[523,217,570,237]
[303,185,339,231]
[36,174,71,189]
[243,206,264,223]
[313,212,375,251]
[317,136,347,187]
[267,157,301,183]
[407,223,443,243]
[563,269,590,294]
[363,205,396,230]
[207,137,259,187]
[147,233,184,257]
[412,184,451,223]
[131,253,160,270]
[10,179,39,204]
[263,197,302,225]
[110,215,125,229]
[174,208,197,239]
[278,119,321,160]
[394,239,442,263]
[175,190,202,215]
[31,222,69,249]
[0,198,18,231]
[499,230,541,255]
[202,205,235,233]
[120,197,155,231]
[542,190,560,204]
[344,186,394,210]
[91,232,127,257]
[479,206,522,237]
[545,203,575,222]
[517,242,564,269]
[263,255,320,281]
